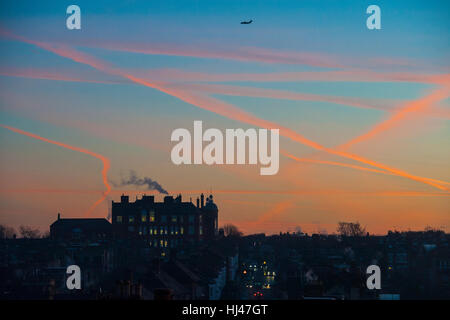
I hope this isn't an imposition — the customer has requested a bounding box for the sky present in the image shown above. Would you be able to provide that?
[0,0,449,235]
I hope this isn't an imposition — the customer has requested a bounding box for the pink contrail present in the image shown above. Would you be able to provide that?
[339,85,450,149]
[0,124,111,216]
[4,29,447,191]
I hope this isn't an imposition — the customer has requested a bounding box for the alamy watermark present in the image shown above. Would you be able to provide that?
[171,121,280,175]
[66,265,81,290]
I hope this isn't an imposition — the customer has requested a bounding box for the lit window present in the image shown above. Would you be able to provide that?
[160,239,164,247]
[171,215,177,223]
[129,216,134,223]
[164,240,168,247]
[170,226,174,235]
[141,210,147,222]
[149,228,153,235]
[149,210,155,222]
[116,216,122,223]
[180,227,184,235]
[160,227,164,235]
[199,226,203,235]
[164,226,168,235]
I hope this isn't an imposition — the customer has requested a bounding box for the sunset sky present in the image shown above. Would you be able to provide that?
[0,0,449,235]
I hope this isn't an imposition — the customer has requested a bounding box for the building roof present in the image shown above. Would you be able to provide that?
[50,218,111,232]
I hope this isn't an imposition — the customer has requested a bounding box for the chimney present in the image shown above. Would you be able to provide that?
[121,194,129,203]
[201,193,204,208]
[196,197,200,208]
[57,213,60,220]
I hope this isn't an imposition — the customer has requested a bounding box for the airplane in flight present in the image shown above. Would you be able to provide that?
[240,19,253,24]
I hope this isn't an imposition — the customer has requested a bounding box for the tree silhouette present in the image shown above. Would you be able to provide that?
[0,224,15,239]
[223,224,243,238]
[18,225,41,239]
[337,222,366,237]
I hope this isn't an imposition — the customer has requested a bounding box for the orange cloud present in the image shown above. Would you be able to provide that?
[0,124,111,216]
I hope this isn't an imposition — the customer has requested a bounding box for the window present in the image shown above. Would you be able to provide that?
[141,210,147,222]
[188,215,194,223]
[161,215,167,223]
[143,226,147,235]
[149,227,153,235]
[180,227,184,235]
[164,226,168,235]
[128,226,135,232]
[199,226,203,235]
[170,226,174,235]
[188,226,194,235]
[116,216,122,223]
[160,239,164,247]
[171,215,177,223]
[149,210,155,222]
[129,216,134,223]
[160,226,164,235]
[179,216,184,223]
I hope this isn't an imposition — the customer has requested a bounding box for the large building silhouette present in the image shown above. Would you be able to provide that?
[111,193,218,248]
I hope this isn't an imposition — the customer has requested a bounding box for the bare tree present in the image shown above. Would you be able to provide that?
[0,224,16,239]
[223,224,243,238]
[424,226,444,233]
[19,225,41,239]
[337,222,366,237]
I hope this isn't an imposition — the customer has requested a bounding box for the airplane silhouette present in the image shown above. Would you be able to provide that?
[240,19,253,24]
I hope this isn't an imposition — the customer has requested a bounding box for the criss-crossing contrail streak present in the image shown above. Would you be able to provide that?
[338,85,450,150]
[3,29,448,191]
[282,150,450,187]
[0,124,111,216]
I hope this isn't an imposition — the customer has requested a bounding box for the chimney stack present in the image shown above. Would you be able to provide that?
[57,213,60,220]
[201,193,204,208]
[196,197,200,208]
